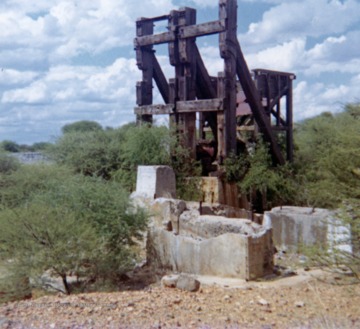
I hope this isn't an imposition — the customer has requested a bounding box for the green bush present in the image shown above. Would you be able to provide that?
[303,199,360,282]
[0,154,20,174]
[225,139,297,211]
[294,103,360,208]
[1,140,20,153]
[0,165,148,297]
[48,122,200,196]
[62,120,103,134]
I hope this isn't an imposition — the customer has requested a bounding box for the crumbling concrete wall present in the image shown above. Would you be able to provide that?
[132,165,274,280]
[140,198,274,280]
[264,206,352,253]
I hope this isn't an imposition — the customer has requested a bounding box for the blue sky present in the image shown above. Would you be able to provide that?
[1,0,360,144]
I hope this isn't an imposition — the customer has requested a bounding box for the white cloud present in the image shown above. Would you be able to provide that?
[186,0,219,7]
[0,56,142,142]
[294,77,360,121]
[3,81,48,104]
[241,30,360,76]
[306,31,360,62]
[0,69,39,86]
[245,38,305,72]
[0,0,176,67]
[241,0,360,46]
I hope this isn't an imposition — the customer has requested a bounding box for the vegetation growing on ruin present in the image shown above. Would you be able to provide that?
[224,103,360,211]
[0,103,359,301]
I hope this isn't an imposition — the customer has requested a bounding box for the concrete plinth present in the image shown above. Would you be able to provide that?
[135,166,176,199]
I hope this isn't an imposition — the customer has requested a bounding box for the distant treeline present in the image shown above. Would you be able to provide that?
[0,140,51,153]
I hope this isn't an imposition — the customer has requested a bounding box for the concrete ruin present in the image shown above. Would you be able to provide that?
[132,166,274,280]
[264,206,352,253]
[135,166,176,199]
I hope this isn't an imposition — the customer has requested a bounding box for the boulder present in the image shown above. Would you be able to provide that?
[161,274,179,288]
[176,274,200,292]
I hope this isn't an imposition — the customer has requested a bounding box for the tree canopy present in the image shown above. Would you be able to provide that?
[0,165,147,296]
[61,120,103,134]
[293,104,360,208]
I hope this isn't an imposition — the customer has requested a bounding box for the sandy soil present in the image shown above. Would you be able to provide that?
[1,267,359,329]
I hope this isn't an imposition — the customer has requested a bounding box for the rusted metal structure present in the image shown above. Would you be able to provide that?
[134,0,295,171]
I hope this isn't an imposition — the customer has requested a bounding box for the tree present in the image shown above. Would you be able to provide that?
[225,138,297,212]
[32,142,52,151]
[0,153,20,174]
[294,104,360,208]
[0,165,148,297]
[1,140,20,153]
[114,124,172,190]
[0,203,101,295]
[47,128,125,179]
[49,121,201,196]
[291,103,360,281]
[61,120,103,134]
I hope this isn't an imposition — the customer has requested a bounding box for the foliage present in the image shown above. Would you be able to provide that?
[1,140,20,153]
[114,124,171,190]
[32,142,52,151]
[49,122,200,197]
[0,263,32,303]
[171,143,202,201]
[0,140,52,153]
[62,120,103,134]
[224,152,248,184]
[47,128,125,179]
[0,164,69,209]
[294,104,360,208]
[0,203,101,295]
[225,139,297,211]
[303,199,360,283]
[0,165,148,297]
[0,154,20,174]
[223,102,360,211]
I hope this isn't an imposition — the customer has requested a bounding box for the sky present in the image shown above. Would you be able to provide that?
[0,0,359,145]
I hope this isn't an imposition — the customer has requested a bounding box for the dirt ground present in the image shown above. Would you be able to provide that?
[1,263,360,329]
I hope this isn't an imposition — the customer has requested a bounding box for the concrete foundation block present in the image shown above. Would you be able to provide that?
[135,166,176,199]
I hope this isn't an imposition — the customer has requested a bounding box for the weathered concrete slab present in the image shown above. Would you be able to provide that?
[144,198,274,280]
[135,166,176,199]
[264,206,352,253]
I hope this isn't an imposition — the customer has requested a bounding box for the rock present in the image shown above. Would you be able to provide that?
[258,298,270,306]
[295,301,305,308]
[176,274,200,292]
[161,274,179,288]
